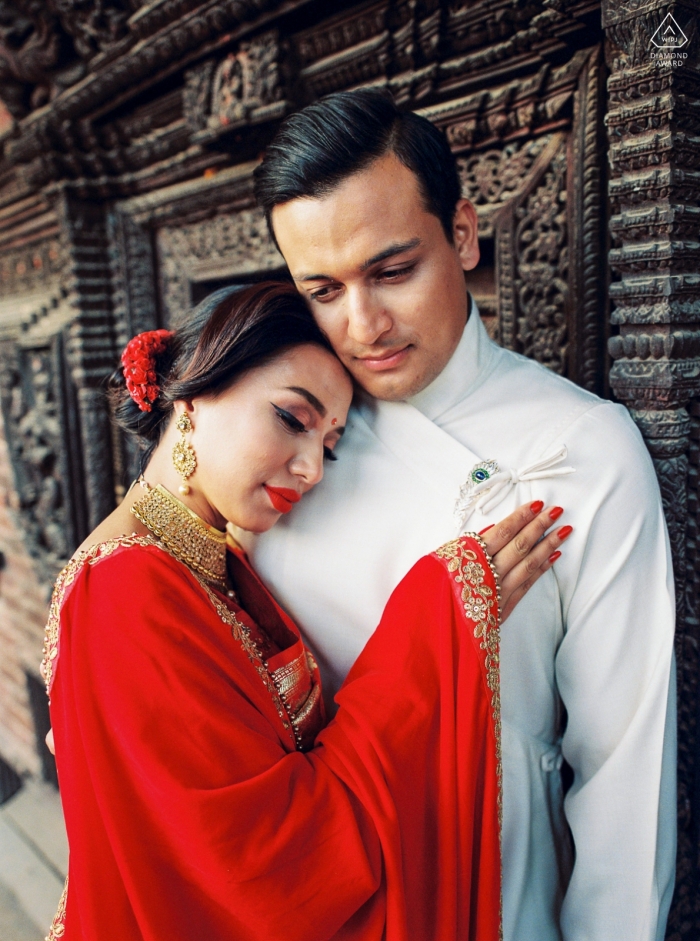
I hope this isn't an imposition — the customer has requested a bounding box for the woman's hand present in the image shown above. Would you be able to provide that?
[477,502,571,623]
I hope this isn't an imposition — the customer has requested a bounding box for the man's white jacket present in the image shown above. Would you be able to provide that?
[250,305,677,941]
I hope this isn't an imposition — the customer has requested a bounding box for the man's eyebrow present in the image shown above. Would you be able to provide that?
[360,238,422,271]
[287,386,326,417]
[296,238,422,282]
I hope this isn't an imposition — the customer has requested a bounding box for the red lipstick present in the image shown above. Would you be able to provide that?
[264,485,301,513]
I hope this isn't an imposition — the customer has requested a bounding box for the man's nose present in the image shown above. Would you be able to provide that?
[346,289,393,346]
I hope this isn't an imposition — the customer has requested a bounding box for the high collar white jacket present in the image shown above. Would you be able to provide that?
[250,307,676,941]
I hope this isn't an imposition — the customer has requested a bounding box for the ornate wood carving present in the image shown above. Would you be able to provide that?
[514,146,569,372]
[184,30,288,144]
[602,2,700,935]
[0,330,87,586]
[107,207,158,351]
[50,0,132,61]
[156,207,282,325]
[570,43,607,392]
[438,46,606,392]
[0,0,133,121]
[456,135,556,228]
[0,238,64,295]
[0,2,69,119]
[56,192,119,528]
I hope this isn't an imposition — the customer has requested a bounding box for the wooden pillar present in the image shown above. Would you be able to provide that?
[57,191,119,529]
[602,2,700,935]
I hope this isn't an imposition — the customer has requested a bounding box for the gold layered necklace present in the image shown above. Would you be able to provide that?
[131,479,232,595]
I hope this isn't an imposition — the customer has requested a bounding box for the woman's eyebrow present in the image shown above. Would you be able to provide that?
[286,386,326,417]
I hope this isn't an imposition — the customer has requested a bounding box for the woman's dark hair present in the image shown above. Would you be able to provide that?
[253,89,462,246]
[110,281,335,465]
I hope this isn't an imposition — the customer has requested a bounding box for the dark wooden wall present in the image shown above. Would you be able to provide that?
[0,0,698,933]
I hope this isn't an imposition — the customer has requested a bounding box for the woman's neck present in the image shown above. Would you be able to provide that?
[143,437,227,531]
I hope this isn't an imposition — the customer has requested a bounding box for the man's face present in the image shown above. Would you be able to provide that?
[271,153,480,401]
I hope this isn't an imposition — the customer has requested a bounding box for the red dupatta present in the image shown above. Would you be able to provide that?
[45,533,501,941]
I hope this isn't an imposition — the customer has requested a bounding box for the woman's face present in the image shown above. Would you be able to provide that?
[184,344,353,533]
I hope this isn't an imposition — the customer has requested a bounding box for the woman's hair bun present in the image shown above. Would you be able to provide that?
[109,331,177,445]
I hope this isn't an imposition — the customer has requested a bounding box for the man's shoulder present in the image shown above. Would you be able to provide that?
[492,344,601,410]
[485,344,651,469]
[492,345,636,429]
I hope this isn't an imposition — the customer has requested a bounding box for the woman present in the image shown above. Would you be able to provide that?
[43,282,570,941]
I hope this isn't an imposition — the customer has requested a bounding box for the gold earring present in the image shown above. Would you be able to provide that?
[172,412,196,495]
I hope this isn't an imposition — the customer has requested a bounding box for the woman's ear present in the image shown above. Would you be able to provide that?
[174,399,196,426]
[452,199,480,272]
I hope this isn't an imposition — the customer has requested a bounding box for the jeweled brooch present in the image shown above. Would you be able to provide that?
[454,459,500,527]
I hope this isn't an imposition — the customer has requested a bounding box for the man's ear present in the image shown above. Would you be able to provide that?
[452,199,480,272]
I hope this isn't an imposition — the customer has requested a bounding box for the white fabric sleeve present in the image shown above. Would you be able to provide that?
[555,402,676,941]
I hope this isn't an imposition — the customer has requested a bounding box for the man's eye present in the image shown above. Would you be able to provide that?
[273,404,306,433]
[323,447,338,462]
[380,265,414,281]
[310,285,340,302]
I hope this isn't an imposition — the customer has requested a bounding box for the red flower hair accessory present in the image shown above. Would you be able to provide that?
[121,329,174,412]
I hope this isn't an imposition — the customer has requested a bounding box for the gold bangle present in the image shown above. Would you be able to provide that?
[464,531,502,613]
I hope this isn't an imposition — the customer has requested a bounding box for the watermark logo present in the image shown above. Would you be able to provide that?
[650,13,689,67]
[651,13,688,48]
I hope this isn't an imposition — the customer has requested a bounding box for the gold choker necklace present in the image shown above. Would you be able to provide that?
[131,481,229,592]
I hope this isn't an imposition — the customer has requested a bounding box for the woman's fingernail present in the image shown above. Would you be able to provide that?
[479,524,495,535]
[530,500,544,514]
[549,550,562,564]
[557,525,573,539]
[549,506,564,521]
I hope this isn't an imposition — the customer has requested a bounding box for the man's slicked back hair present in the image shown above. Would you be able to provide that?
[253,89,462,245]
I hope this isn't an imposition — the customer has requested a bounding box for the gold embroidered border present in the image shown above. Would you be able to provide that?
[39,535,302,940]
[195,579,296,747]
[41,536,159,697]
[41,536,297,746]
[434,535,504,938]
[434,536,501,802]
[45,876,67,940]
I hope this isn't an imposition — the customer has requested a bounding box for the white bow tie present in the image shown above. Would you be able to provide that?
[454,445,575,530]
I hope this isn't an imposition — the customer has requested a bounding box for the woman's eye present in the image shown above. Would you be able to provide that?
[323,446,338,462]
[273,404,306,433]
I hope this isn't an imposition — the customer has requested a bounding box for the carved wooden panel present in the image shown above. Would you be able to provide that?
[0,331,87,586]
[425,45,607,392]
[156,208,283,326]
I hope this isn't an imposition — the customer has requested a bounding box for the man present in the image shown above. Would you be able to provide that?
[249,90,676,940]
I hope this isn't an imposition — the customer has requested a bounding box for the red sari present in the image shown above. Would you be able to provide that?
[44,534,502,941]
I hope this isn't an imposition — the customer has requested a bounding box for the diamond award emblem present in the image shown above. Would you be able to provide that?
[651,13,688,48]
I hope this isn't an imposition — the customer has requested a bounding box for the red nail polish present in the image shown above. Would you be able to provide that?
[549,506,564,521]
[479,523,495,535]
[549,550,562,564]
[557,525,573,539]
[530,500,544,514]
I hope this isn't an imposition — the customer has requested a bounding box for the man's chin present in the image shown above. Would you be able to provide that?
[349,366,432,402]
